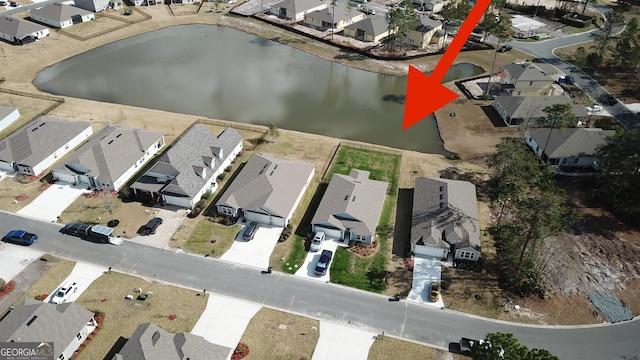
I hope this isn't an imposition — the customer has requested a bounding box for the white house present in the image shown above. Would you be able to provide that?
[311,169,388,245]
[29,3,95,29]
[524,127,615,168]
[131,125,243,209]
[74,0,119,12]
[0,116,93,177]
[493,95,588,127]
[215,153,315,227]
[270,0,327,22]
[303,2,365,32]
[0,15,49,45]
[343,15,393,43]
[0,105,20,134]
[52,125,164,191]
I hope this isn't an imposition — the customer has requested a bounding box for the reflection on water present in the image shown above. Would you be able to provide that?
[34,25,483,154]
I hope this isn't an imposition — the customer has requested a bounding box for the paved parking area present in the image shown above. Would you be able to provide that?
[312,321,377,360]
[294,239,340,282]
[220,222,283,270]
[406,257,445,309]
[17,182,90,222]
[511,14,546,32]
[43,262,106,303]
[0,245,43,281]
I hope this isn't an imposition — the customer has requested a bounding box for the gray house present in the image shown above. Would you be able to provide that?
[311,169,388,245]
[270,0,327,22]
[493,95,588,127]
[303,1,365,31]
[215,153,314,227]
[411,177,481,262]
[0,116,93,177]
[343,15,392,43]
[0,299,97,360]
[0,15,50,45]
[52,125,165,191]
[74,0,119,12]
[112,322,230,360]
[131,125,243,209]
[524,127,615,168]
[501,63,555,96]
[29,3,95,29]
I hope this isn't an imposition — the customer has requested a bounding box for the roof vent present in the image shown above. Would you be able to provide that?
[26,316,38,326]
[344,195,349,201]
[116,133,122,138]
[352,196,356,202]
[270,171,274,176]
[152,331,160,346]
[108,140,114,145]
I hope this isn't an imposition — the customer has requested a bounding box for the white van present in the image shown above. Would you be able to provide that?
[310,231,325,252]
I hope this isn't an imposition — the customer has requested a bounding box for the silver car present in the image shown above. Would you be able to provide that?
[310,231,325,252]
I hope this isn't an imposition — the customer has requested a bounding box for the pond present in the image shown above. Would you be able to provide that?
[34,25,484,154]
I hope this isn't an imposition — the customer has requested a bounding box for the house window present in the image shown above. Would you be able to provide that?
[59,355,65,360]
[562,159,567,164]
[529,81,533,86]
[439,194,443,200]
[535,146,539,151]
[220,207,233,216]
[460,251,475,259]
[573,158,579,164]
[439,202,444,209]
[77,333,82,341]
[355,234,366,242]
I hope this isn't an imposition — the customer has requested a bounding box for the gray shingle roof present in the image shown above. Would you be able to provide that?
[344,15,389,36]
[305,2,358,23]
[0,116,91,171]
[494,95,587,119]
[0,15,48,39]
[0,105,18,121]
[503,63,553,82]
[30,3,93,22]
[112,322,230,360]
[527,127,615,159]
[311,169,388,237]
[137,125,242,198]
[411,177,480,251]
[415,15,442,32]
[0,299,94,354]
[56,125,163,185]
[216,153,315,219]
[274,0,325,14]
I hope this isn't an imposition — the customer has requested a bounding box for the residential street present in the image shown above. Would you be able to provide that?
[2,211,639,360]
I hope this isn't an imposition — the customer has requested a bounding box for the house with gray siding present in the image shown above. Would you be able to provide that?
[215,153,315,227]
[411,177,481,263]
[131,125,243,209]
[303,1,365,31]
[0,105,20,134]
[0,299,97,360]
[311,169,388,245]
[0,116,93,177]
[112,323,230,360]
[501,63,555,96]
[493,95,588,127]
[270,0,327,22]
[524,127,614,168]
[344,15,393,43]
[0,15,49,45]
[52,125,164,191]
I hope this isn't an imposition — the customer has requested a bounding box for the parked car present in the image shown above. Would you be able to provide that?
[61,222,91,237]
[8,1,18,6]
[0,1,7,6]
[310,231,325,252]
[497,45,512,53]
[586,104,604,114]
[428,281,441,302]
[314,249,333,276]
[242,222,259,241]
[51,281,78,304]
[139,217,163,236]
[3,230,38,245]
[598,93,617,106]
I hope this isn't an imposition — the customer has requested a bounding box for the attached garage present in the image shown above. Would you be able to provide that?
[245,210,285,227]
[311,225,342,240]
[415,245,448,259]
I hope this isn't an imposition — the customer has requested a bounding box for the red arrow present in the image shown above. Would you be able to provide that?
[403,0,493,130]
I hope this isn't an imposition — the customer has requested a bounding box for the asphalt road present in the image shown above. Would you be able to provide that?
[2,211,640,359]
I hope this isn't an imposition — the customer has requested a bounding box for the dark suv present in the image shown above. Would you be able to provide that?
[314,250,333,276]
[61,222,91,237]
[139,217,163,236]
[242,222,259,241]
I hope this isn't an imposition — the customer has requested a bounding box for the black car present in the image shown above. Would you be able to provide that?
[61,222,91,237]
[242,222,259,241]
[497,45,513,53]
[139,217,163,236]
[598,93,617,106]
[314,250,333,276]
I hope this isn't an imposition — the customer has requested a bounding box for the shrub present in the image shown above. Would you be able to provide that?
[217,173,226,181]
[195,199,206,209]
[0,278,5,288]
[201,191,211,200]
[278,224,293,242]
[225,165,233,173]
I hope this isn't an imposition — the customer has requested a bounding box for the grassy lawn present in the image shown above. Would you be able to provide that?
[183,219,242,257]
[238,308,319,360]
[281,235,307,273]
[76,272,207,360]
[12,258,76,305]
[325,146,400,192]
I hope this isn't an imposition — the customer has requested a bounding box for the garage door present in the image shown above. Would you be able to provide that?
[415,245,447,259]
[245,211,285,227]
[312,225,342,239]
[52,170,77,184]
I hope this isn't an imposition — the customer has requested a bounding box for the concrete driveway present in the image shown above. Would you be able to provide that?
[0,244,42,281]
[220,222,282,270]
[128,208,187,249]
[43,262,106,303]
[17,182,90,222]
[311,321,377,360]
[406,257,445,309]
[294,239,340,282]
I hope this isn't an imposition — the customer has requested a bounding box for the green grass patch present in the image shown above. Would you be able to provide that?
[183,220,241,257]
[282,235,307,273]
[325,146,400,193]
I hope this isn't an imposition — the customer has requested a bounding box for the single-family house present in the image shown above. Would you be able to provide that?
[0,299,97,360]
[493,95,588,127]
[52,125,164,191]
[343,15,393,43]
[524,127,615,168]
[501,63,555,97]
[303,2,365,32]
[0,15,50,45]
[311,169,388,245]
[412,0,448,12]
[130,125,243,209]
[111,323,230,360]
[29,3,95,29]
[405,15,443,49]
[0,105,20,134]
[215,153,314,227]
[270,0,327,22]
[410,177,481,263]
[131,0,157,6]
[74,0,119,13]
[0,116,93,177]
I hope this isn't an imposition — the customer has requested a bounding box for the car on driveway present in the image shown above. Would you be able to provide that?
[310,231,325,252]
[51,281,78,304]
[242,222,259,241]
[586,104,603,114]
[428,281,441,302]
[139,217,163,236]
[3,230,38,245]
[314,249,333,276]
[61,222,91,237]
[497,45,512,53]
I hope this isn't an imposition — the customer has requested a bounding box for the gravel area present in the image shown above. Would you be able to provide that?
[588,291,633,323]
